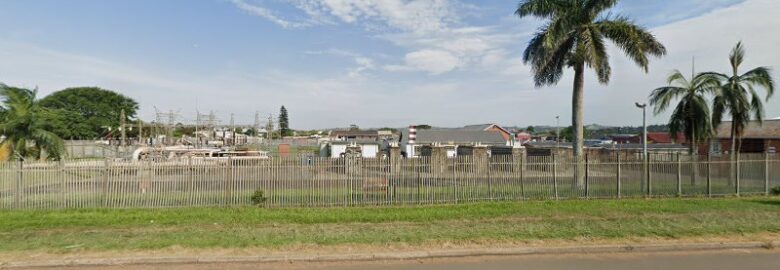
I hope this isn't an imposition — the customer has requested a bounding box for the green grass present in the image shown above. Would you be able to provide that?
[1,197,780,252]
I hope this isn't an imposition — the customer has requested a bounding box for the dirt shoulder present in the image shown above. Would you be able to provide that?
[1,233,778,268]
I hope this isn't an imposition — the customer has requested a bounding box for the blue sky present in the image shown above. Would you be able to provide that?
[1,0,778,129]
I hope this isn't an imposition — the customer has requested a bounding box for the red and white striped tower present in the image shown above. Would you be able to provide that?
[408,125,417,144]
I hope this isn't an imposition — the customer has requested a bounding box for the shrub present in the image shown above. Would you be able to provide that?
[771,186,780,196]
[251,188,267,206]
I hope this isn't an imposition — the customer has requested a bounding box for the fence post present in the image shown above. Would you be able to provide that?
[647,154,653,197]
[454,157,460,203]
[103,159,110,207]
[707,154,712,198]
[519,155,525,199]
[676,153,682,197]
[15,160,23,209]
[486,157,492,201]
[735,153,741,197]
[59,160,66,209]
[552,154,559,200]
[766,152,770,196]
[188,156,194,205]
[585,154,590,199]
[229,156,235,205]
[616,152,621,199]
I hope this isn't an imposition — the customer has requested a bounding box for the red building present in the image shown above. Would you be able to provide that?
[711,120,780,154]
[639,132,686,144]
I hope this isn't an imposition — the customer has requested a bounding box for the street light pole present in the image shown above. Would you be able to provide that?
[635,103,648,160]
[635,102,648,194]
[555,115,560,148]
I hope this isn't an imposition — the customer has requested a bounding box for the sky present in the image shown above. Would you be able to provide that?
[1,0,779,130]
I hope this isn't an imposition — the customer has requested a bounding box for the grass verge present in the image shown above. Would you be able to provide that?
[1,197,779,253]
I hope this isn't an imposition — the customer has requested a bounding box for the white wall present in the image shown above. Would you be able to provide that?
[361,144,379,158]
[330,144,347,158]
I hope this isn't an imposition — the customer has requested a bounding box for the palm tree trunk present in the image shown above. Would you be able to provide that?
[572,63,585,189]
[729,120,736,186]
[691,126,697,187]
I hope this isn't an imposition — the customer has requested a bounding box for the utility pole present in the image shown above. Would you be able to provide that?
[254,111,261,137]
[137,120,143,146]
[635,103,648,160]
[555,115,560,147]
[266,114,274,141]
[195,110,200,148]
[230,113,236,146]
[120,109,126,147]
[209,111,217,139]
[167,110,175,142]
[636,102,648,194]
[153,107,180,146]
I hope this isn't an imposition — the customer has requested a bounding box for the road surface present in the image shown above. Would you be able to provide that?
[19,249,780,270]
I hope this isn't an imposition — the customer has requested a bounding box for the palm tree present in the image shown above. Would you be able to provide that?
[649,70,719,155]
[0,85,66,161]
[704,42,774,156]
[516,0,666,185]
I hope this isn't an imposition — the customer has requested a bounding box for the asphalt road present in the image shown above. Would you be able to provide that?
[21,249,780,270]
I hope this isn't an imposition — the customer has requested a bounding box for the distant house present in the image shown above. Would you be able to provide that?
[459,124,513,141]
[599,143,688,155]
[322,140,381,158]
[329,130,379,141]
[711,119,780,154]
[404,129,511,158]
[515,131,532,143]
[630,132,686,144]
[608,134,637,144]
[608,132,686,144]
[523,141,687,157]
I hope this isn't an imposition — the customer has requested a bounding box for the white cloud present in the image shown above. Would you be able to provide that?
[231,0,311,29]
[232,0,522,76]
[305,49,376,77]
[391,49,460,74]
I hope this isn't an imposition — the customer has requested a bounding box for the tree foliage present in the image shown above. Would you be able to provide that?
[516,0,666,158]
[39,87,138,139]
[278,106,291,137]
[0,85,65,161]
[702,42,775,153]
[650,70,720,154]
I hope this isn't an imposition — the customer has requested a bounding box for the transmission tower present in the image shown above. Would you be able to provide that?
[153,107,181,145]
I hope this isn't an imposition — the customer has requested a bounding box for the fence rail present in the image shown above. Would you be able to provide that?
[1,153,778,209]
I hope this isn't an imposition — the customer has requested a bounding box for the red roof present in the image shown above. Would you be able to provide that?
[646,132,686,144]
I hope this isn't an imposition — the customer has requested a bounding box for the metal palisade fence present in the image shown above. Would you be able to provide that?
[1,153,778,209]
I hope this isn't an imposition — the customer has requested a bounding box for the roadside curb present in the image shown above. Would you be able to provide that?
[2,240,778,268]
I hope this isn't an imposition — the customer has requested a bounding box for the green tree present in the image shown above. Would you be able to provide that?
[526,126,536,134]
[559,125,590,142]
[39,87,138,139]
[650,70,719,155]
[278,106,290,137]
[516,0,666,185]
[0,85,65,161]
[704,42,775,156]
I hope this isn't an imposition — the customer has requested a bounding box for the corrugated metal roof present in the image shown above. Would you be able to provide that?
[414,130,507,145]
[330,130,378,136]
[715,120,780,139]
[600,143,688,150]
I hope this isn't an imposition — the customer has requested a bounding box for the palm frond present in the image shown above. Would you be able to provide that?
[596,16,666,71]
[584,0,619,17]
[516,0,570,18]
[583,25,611,84]
[729,41,745,75]
[740,66,775,100]
[649,86,686,115]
